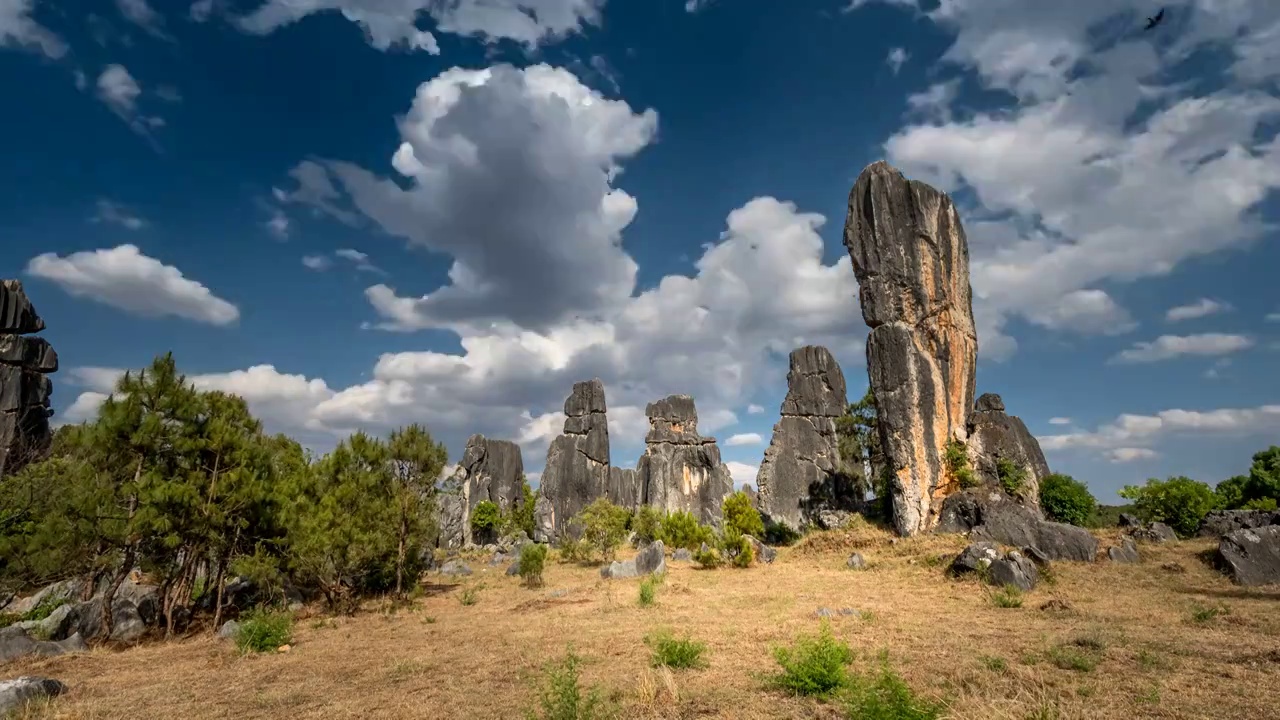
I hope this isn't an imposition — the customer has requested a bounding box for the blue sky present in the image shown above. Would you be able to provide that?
[2,0,1279,503]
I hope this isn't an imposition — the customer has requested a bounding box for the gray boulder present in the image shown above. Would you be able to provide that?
[966,394,1050,508]
[439,561,473,577]
[635,396,734,527]
[742,535,776,564]
[505,562,519,577]
[0,627,86,664]
[602,541,667,579]
[988,551,1038,591]
[843,162,978,535]
[0,676,67,716]
[1131,522,1177,543]
[938,489,1097,562]
[1199,509,1279,538]
[950,541,1001,575]
[1216,525,1280,586]
[846,552,866,570]
[672,548,692,562]
[755,346,854,532]
[1107,537,1140,564]
[1118,513,1142,528]
[535,380,612,542]
[217,620,240,640]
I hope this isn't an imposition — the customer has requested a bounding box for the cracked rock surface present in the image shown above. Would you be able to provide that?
[534,379,612,541]
[635,395,733,527]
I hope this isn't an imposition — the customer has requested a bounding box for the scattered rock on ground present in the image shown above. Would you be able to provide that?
[1108,538,1140,564]
[846,552,866,570]
[1160,562,1186,574]
[217,620,240,640]
[988,551,1039,591]
[1216,526,1280,586]
[672,548,693,562]
[1118,513,1141,527]
[1198,509,1279,538]
[0,628,86,664]
[601,541,667,579]
[742,535,776,564]
[0,676,67,716]
[440,561,473,577]
[951,542,1001,575]
[938,489,1097,561]
[1130,522,1177,543]
[505,562,519,577]
[814,607,834,618]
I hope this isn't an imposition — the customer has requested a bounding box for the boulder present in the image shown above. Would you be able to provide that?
[217,620,240,640]
[756,346,855,531]
[672,548,693,562]
[0,677,67,716]
[950,542,1001,575]
[1216,526,1280,586]
[742,535,776,564]
[938,489,1097,562]
[439,561,473,577]
[1118,513,1142,528]
[535,380,612,541]
[0,280,57,478]
[505,562,519,577]
[0,627,86,664]
[846,552,866,570]
[843,162,979,535]
[1198,509,1279,538]
[1108,538,1140,564]
[988,551,1038,591]
[602,541,667,579]
[635,396,734,527]
[1131,522,1177,543]
[965,393,1050,507]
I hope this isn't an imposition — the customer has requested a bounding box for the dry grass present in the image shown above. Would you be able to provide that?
[9,528,1280,719]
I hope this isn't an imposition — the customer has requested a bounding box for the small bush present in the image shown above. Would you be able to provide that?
[1039,473,1098,526]
[718,530,753,568]
[693,545,723,568]
[990,584,1024,609]
[1119,476,1219,538]
[980,655,1008,673]
[763,519,803,546]
[471,500,502,533]
[520,543,549,588]
[771,621,855,697]
[944,439,978,489]
[528,649,610,720]
[638,577,657,607]
[842,658,943,720]
[722,491,765,538]
[646,630,707,669]
[22,595,67,623]
[235,608,294,654]
[573,498,631,563]
[460,587,479,606]
[1190,604,1228,624]
[631,506,662,545]
[658,511,714,551]
[995,457,1027,496]
[557,537,593,565]
[0,613,18,629]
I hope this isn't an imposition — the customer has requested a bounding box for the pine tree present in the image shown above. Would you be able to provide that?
[387,424,447,596]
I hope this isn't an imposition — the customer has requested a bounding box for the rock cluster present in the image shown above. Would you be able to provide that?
[756,346,855,531]
[1,578,162,665]
[0,280,58,478]
[534,379,611,541]
[437,434,526,547]
[843,162,978,535]
[950,541,1039,591]
[1198,509,1279,538]
[0,677,67,715]
[938,489,1097,562]
[965,393,1050,506]
[634,395,734,527]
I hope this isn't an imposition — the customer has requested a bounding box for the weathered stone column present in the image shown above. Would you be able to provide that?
[0,280,58,478]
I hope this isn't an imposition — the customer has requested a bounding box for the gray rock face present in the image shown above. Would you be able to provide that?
[601,540,667,579]
[1199,509,1279,538]
[843,163,979,536]
[950,541,1000,575]
[1131,522,1177,543]
[989,551,1038,591]
[1216,525,1280,586]
[217,620,240,640]
[535,379,611,541]
[756,346,854,531]
[439,560,472,577]
[0,676,67,715]
[0,281,57,478]
[1118,513,1141,528]
[440,434,526,546]
[635,396,734,527]
[607,466,641,512]
[966,393,1049,507]
[1108,538,1140,563]
[938,489,1097,562]
[742,535,776,564]
[673,548,693,562]
[0,627,86,664]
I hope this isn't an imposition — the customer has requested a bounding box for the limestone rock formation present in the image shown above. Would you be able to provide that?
[1216,526,1280,586]
[607,466,641,513]
[938,489,1097,562]
[534,379,611,541]
[0,280,58,478]
[844,161,979,535]
[756,346,855,531]
[635,395,733,527]
[966,393,1050,507]
[437,434,526,547]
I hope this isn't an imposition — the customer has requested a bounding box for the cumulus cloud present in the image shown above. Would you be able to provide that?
[725,432,763,447]
[726,461,757,488]
[26,244,240,325]
[115,0,172,40]
[1107,447,1157,463]
[96,64,164,135]
[236,0,605,53]
[1165,298,1230,323]
[0,0,66,58]
[1109,333,1254,364]
[1263,310,1280,323]
[302,255,332,271]
[886,47,908,74]
[1024,289,1135,336]
[865,0,1280,360]
[1039,404,1280,456]
[91,199,147,230]
[265,208,290,239]
[746,404,765,415]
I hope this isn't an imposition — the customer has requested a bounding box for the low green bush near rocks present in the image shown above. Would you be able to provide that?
[645,630,707,669]
[527,649,612,720]
[519,544,548,588]
[235,607,293,654]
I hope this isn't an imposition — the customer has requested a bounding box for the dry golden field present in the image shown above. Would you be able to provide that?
[9,524,1280,720]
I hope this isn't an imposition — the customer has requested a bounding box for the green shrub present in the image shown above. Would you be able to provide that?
[1039,473,1097,526]
[638,577,657,607]
[995,457,1028,496]
[631,506,662,545]
[1190,604,1228,624]
[722,491,765,538]
[519,543,548,588]
[692,545,723,568]
[943,439,978,489]
[22,595,68,623]
[572,498,631,563]
[471,500,501,533]
[1243,497,1278,511]
[235,608,294,654]
[842,658,943,720]
[1119,476,1220,538]
[771,621,855,696]
[657,511,714,551]
[503,477,538,537]
[557,537,592,565]
[460,587,479,606]
[990,584,1024,609]
[527,649,610,720]
[721,531,753,568]
[646,630,707,669]
[0,613,18,629]
[763,519,803,546]
[1047,644,1099,672]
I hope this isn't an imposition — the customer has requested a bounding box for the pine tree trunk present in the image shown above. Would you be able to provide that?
[210,552,229,631]
[395,515,408,597]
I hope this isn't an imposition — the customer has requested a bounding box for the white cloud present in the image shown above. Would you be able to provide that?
[1024,289,1135,336]
[726,461,757,488]
[1265,311,1280,323]
[1039,404,1280,455]
[1110,333,1254,364]
[874,0,1280,361]
[725,432,763,447]
[886,47,908,75]
[91,199,147,230]
[266,209,290,239]
[1048,417,1071,425]
[0,0,67,58]
[1107,447,1158,463]
[26,244,240,326]
[1165,298,1230,323]
[335,248,383,273]
[236,0,605,53]
[302,255,332,271]
[746,403,765,415]
[96,64,164,135]
[843,0,918,13]
[115,0,172,40]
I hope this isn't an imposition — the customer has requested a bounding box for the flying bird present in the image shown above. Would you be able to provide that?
[1144,8,1165,31]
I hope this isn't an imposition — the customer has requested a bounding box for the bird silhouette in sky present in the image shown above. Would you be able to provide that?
[1144,8,1165,31]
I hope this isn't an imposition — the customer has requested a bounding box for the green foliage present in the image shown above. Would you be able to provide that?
[526,650,610,720]
[235,608,293,654]
[835,388,880,502]
[656,511,714,552]
[460,587,479,606]
[471,501,502,533]
[1190,604,1228,624]
[722,491,765,538]
[645,630,707,669]
[22,595,67,623]
[630,506,662,545]
[943,439,978,489]
[842,658,943,720]
[989,584,1024,609]
[1119,476,1220,538]
[692,545,723,568]
[637,577,657,607]
[995,457,1028,496]
[722,531,754,568]
[502,477,538,537]
[1039,474,1097,527]
[762,520,802,546]
[1047,644,1099,672]
[1214,446,1280,511]
[519,543,548,589]
[1087,503,1137,528]
[771,621,855,697]
[572,498,631,563]
[1243,497,1278,511]
[556,537,593,565]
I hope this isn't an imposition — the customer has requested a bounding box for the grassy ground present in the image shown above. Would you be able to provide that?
[9,523,1280,719]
